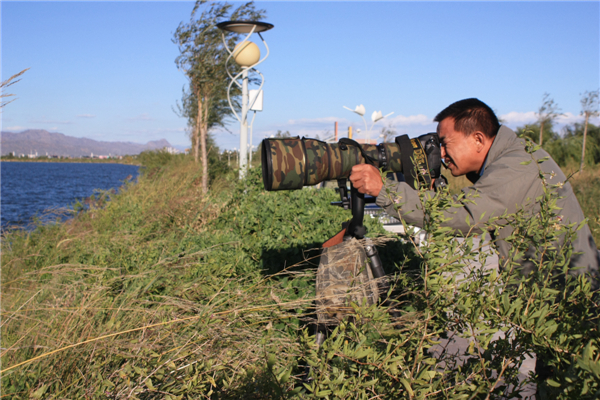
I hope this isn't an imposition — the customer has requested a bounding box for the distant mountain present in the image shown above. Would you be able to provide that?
[1,130,174,157]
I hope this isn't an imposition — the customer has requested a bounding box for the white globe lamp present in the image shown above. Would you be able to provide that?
[233,41,260,67]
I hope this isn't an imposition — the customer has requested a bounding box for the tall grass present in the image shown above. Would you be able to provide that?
[1,154,379,397]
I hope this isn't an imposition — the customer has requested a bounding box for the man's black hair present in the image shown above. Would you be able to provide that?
[434,98,500,139]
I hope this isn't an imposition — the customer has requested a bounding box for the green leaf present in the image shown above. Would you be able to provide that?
[546,379,561,387]
[32,384,48,399]
[354,348,371,359]
[277,367,291,384]
[145,378,155,391]
[400,378,414,396]
[267,353,276,370]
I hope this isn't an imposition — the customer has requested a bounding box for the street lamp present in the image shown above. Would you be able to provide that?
[217,20,274,179]
[343,104,394,144]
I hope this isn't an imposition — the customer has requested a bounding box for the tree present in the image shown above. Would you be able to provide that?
[517,121,558,145]
[536,92,562,146]
[1,68,29,110]
[274,130,291,138]
[579,89,599,171]
[173,0,265,194]
[379,123,397,143]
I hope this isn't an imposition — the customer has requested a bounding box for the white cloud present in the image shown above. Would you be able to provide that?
[499,111,537,126]
[77,114,96,118]
[109,127,188,143]
[556,112,583,125]
[3,126,27,131]
[125,127,186,135]
[286,116,343,127]
[500,111,599,131]
[388,114,431,126]
[30,117,73,125]
[128,113,154,121]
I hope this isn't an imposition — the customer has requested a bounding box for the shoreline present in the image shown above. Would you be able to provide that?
[1,158,141,166]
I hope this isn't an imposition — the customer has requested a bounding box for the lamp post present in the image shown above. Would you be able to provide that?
[343,104,394,143]
[217,20,273,179]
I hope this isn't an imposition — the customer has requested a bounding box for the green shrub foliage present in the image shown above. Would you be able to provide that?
[1,149,598,399]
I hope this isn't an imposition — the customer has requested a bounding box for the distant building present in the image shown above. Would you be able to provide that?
[163,147,179,154]
[355,139,378,145]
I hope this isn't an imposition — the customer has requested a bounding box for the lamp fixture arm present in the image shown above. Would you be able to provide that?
[226,72,242,123]
[221,25,256,84]
[223,34,241,87]
[254,32,270,66]
[362,116,369,137]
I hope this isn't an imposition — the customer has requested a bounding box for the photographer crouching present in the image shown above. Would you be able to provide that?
[351,98,599,285]
[350,98,600,395]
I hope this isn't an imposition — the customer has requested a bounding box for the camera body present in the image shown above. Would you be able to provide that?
[261,133,444,191]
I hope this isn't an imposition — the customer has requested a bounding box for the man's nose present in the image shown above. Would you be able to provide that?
[440,146,447,159]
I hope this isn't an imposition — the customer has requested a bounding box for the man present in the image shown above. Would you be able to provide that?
[350,98,599,283]
[351,98,599,395]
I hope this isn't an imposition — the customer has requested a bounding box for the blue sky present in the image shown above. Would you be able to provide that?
[2,1,599,151]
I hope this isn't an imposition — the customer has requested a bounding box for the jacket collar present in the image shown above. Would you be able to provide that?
[466,125,516,184]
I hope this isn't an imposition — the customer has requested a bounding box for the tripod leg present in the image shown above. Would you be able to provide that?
[364,242,401,321]
[315,327,326,346]
[303,323,328,383]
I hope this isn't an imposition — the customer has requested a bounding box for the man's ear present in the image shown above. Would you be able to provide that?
[472,131,486,152]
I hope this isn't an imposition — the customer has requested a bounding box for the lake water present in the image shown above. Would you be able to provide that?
[1,162,140,230]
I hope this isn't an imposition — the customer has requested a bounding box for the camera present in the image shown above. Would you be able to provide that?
[261,133,444,191]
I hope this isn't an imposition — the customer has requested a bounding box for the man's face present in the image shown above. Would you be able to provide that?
[438,118,483,177]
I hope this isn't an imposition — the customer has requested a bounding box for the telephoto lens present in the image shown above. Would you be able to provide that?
[261,137,402,191]
[261,133,443,191]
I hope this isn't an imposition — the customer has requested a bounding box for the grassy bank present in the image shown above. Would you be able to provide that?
[2,154,599,398]
[0,154,378,397]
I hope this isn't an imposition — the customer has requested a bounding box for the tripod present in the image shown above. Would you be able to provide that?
[314,178,397,347]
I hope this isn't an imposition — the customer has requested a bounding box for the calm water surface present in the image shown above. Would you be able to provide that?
[1,162,139,230]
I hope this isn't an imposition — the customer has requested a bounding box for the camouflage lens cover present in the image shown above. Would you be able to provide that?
[383,143,403,172]
[337,143,361,178]
[262,137,306,190]
[360,143,402,172]
[261,137,405,191]
[303,139,331,186]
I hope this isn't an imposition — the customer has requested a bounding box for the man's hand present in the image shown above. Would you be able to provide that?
[349,164,383,197]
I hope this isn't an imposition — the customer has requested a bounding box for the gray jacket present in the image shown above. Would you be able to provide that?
[376,125,599,286]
